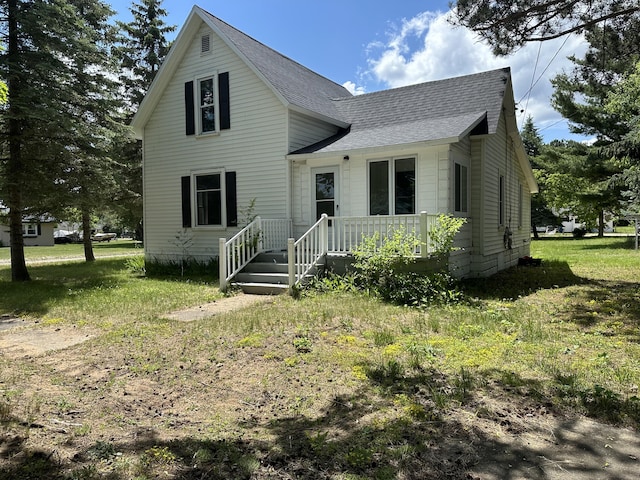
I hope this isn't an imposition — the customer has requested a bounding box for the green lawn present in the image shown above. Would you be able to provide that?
[0,236,639,479]
[0,239,142,262]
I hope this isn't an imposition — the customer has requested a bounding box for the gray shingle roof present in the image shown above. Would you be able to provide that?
[294,68,510,154]
[202,8,510,154]
[202,10,353,123]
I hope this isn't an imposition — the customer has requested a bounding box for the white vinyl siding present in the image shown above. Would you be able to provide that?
[288,112,340,152]
[143,23,289,261]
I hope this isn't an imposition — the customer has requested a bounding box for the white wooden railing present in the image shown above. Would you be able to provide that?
[219,217,292,291]
[261,218,293,251]
[288,214,328,287]
[328,212,438,257]
[220,212,442,290]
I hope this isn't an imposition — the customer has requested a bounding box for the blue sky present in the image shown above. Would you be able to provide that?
[109,1,589,142]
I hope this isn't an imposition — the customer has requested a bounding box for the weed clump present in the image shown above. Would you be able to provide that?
[308,216,465,308]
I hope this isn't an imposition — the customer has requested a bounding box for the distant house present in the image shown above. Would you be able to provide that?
[0,218,56,247]
[132,6,537,291]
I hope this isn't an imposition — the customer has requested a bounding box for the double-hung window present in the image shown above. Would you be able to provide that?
[198,76,217,134]
[185,72,230,136]
[181,171,237,228]
[454,163,468,213]
[369,157,416,215]
[499,174,505,226]
[22,223,37,237]
[196,173,223,226]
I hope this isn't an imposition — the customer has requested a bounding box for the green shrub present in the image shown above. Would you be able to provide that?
[572,228,587,238]
[145,257,219,279]
[124,255,146,275]
[350,224,462,307]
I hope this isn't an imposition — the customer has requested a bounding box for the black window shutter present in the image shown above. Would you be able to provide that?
[37,224,42,236]
[181,176,192,227]
[218,72,230,130]
[225,171,237,226]
[185,81,195,135]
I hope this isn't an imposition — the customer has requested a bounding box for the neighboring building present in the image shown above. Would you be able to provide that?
[0,219,56,247]
[132,6,537,287]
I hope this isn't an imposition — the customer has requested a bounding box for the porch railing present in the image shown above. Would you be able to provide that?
[288,214,328,287]
[220,212,442,290]
[219,217,292,291]
[328,212,438,257]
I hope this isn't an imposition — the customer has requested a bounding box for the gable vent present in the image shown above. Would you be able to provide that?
[201,34,211,54]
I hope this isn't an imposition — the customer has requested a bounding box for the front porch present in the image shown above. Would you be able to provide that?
[219,213,444,293]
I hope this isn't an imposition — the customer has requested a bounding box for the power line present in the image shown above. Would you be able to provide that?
[517,34,573,121]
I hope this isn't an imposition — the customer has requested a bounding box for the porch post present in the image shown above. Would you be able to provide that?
[320,213,328,253]
[219,237,227,291]
[420,211,429,258]
[287,238,295,287]
[256,216,263,252]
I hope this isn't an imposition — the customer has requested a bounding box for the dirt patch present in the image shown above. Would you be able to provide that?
[0,325,94,358]
[163,292,278,321]
[0,294,275,358]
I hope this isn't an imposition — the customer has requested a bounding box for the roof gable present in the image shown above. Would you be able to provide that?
[132,6,352,137]
[292,68,511,154]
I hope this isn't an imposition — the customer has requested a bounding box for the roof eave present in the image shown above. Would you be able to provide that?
[288,104,350,129]
[287,137,459,161]
[131,6,203,139]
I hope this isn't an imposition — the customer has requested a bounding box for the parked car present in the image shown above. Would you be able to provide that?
[91,232,117,242]
[54,230,81,244]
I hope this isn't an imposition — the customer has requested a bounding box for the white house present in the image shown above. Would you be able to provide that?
[0,219,55,247]
[132,6,538,291]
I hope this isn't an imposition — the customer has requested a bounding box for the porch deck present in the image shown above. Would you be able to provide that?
[219,213,441,292]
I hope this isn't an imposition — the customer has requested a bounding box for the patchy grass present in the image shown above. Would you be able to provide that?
[0,239,142,262]
[0,237,639,479]
[0,257,221,324]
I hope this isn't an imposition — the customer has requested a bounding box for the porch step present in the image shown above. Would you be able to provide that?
[231,251,324,295]
[236,282,290,295]
[232,250,289,295]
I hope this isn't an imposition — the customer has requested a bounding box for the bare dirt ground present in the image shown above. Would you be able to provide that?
[1,299,639,479]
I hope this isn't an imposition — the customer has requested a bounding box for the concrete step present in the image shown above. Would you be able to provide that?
[254,251,288,263]
[234,272,289,284]
[242,262,289,274]
[235,282,289,295]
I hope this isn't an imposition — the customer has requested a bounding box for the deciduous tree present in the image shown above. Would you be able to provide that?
[111,0,175,240]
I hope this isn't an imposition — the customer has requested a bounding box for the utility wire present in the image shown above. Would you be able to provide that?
[517,34,573,122]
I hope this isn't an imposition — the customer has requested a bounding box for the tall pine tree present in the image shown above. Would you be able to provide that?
[0,0,120,279]
[520,116,557,237]
[112,0,175,240]
[549,16,640,235]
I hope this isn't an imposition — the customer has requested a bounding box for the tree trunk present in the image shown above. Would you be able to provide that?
[82,210,95,262]
[7,0,30,282]
[598,209,605,237]
[531,224,539,239]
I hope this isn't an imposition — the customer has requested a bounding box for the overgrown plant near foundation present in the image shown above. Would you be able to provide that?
[345,219,465,307]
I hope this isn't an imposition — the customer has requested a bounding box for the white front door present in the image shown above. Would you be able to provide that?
[312,167,339,220]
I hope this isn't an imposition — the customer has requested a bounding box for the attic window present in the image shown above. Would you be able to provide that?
[201,34,211,54]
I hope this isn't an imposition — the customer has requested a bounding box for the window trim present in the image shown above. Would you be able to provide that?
[518,182,523,228]
[22,223,38,237]
[367,156,417,216]
[195,73,220,136]
[454,162,468,214]
[192,169,226,229]
[498,173,505,227]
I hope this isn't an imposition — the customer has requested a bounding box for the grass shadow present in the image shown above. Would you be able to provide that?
[461,260,583,300]
[559,278,640,336]
[0,258,218,318]
[5,367,638,480]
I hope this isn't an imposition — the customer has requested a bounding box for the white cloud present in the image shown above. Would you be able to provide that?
[363,11,589,141]
[342,80,367,96]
